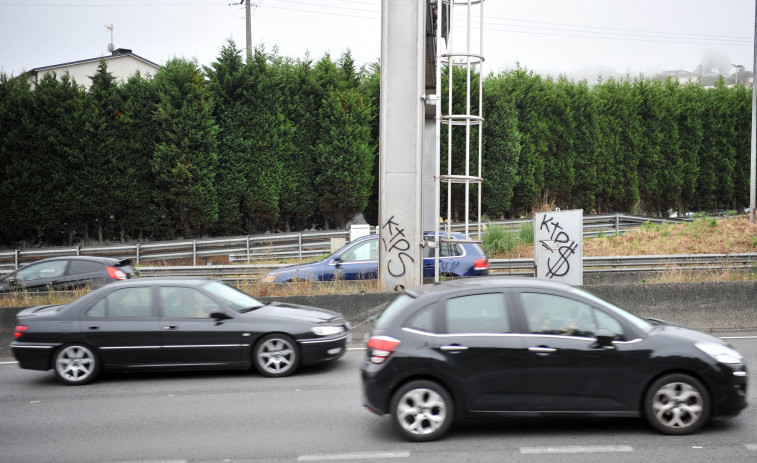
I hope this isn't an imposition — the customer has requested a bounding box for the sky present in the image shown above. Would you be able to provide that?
[0,0,755,82]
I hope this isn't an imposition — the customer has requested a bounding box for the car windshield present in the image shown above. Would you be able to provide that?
[576,288,653,333]
[202,281,263,312]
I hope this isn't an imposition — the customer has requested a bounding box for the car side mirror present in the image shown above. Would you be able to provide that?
[594,328,616,349]
[210,311,232,321]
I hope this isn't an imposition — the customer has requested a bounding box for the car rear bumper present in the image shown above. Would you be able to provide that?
[11,342,57,371]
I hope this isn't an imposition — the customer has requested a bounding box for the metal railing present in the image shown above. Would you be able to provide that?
[0,214,691,270]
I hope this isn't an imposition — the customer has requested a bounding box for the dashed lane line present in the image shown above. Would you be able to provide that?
[298,451,410,461]
[520,445,634,454]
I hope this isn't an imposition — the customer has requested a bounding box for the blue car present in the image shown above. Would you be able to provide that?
[262,233,489,283]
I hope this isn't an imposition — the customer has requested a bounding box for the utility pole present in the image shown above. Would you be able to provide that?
[245,0,253,63]
[751,1,756,222]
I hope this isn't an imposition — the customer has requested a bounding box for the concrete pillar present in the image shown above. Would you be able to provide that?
[378,0,426,290]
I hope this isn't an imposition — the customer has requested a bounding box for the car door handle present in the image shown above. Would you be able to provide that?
[440,345,468,352]
[163,325,178,330]
[529,346,557,354]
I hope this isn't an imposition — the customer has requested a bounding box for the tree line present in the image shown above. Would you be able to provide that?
[0,40,751,246]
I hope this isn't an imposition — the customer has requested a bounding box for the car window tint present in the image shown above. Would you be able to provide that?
[341,239,378,262]
[86,287,153,318]
[160,287,221,319]
[444,293,509,334]
[68,260,101,275]
[17,261,67,281]
[521,292,602,338]
[406,306,435,332]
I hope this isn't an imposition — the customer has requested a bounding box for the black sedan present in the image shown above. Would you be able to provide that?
[0,256,137,293]
[12,278,350,384]
[361,277,748,441]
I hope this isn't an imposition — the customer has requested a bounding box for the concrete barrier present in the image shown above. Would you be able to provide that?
[2,281,756,359]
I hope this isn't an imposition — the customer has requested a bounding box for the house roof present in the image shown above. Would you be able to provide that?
[27,48,159,74]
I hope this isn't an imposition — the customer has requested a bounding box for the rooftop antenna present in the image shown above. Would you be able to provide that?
[105,23,115,52]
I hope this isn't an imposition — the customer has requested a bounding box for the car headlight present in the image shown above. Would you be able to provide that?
[311,325,345,336]
[696,342,743,364]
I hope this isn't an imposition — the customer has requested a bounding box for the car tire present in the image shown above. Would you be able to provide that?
[643,373,710,435]
[253,334,300,377]
[390,380,454,442]
[53,344,100,386]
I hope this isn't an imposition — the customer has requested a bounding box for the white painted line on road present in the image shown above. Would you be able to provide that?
[298,451,410,461]
[0,361,18,365]
[347,346,366,351]
[520,445,633,454]
[745,443,757,450]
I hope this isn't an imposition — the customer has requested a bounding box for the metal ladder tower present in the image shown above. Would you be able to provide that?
[432,0,485,282]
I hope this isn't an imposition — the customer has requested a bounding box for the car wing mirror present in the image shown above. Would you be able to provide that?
[594,328,616,349]
[210,311,233,321]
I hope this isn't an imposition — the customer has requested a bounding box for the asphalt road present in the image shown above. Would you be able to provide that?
[1,333,756,463]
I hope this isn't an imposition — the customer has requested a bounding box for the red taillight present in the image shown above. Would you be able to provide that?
[14,325,28,338]
[106,266,127,280]
[474,257,489,271]
[367,336,401,364]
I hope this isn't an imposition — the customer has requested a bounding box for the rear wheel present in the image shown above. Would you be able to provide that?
[390,380,453,442]
[53,344,100,385]
[254,334,300,377]
[644,373,710,435]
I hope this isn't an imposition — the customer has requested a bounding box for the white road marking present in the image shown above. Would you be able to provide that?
[0,361,19,365]
[745,443,757,450]
[298,451,410,461]
[520,445,633,454]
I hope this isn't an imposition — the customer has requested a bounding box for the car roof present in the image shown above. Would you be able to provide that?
[20,255,130,266]
[403,276,578,298]
[107,277,212,287]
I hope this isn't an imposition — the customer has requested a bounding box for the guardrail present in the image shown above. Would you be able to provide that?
[128,252,757,282]
[0,214,691,270]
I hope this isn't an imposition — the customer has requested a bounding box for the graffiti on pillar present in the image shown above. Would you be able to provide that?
[381,215,414,277]
[535,210,583,286]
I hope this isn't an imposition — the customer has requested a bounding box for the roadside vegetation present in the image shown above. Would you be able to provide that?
[2,215,755,308]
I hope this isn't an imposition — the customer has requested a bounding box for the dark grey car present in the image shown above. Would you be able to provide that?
[0,256,136,292]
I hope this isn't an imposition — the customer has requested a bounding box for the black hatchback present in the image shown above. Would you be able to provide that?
[361,277,748,441]
[0,256,136,292]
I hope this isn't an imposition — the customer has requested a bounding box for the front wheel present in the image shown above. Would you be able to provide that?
[644,373,710,435]
[53,344,100,385]
[390,380,454,442]
[253,334,300,377]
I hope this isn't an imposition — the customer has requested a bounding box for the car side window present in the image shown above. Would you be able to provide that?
[17,260,67,281]
[86,287,153,318]
[160,287,221,319]
[406,306,436,333]
[341,239,378,262]
[520,292,623,339]
[423,242,463,258]
[67,260,101,275]
[444,293,510,334]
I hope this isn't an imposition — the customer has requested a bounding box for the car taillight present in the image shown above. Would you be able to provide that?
[14,325,28,338]
[106,266,128,280]
[367,336,401,364]
[474,257,489,271]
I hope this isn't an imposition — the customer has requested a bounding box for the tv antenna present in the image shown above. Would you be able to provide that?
[105,23,115,52]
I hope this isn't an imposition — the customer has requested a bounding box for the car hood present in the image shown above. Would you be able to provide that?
[268,261,326,275]
[650,320,728,345]
[247,301,344,324]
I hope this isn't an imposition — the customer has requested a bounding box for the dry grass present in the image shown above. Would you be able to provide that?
[489,215,757,283]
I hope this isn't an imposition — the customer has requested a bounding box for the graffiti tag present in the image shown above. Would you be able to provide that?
[381,216,415,277]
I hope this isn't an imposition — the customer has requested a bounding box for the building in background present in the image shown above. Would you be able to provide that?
[26,48,159,90]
